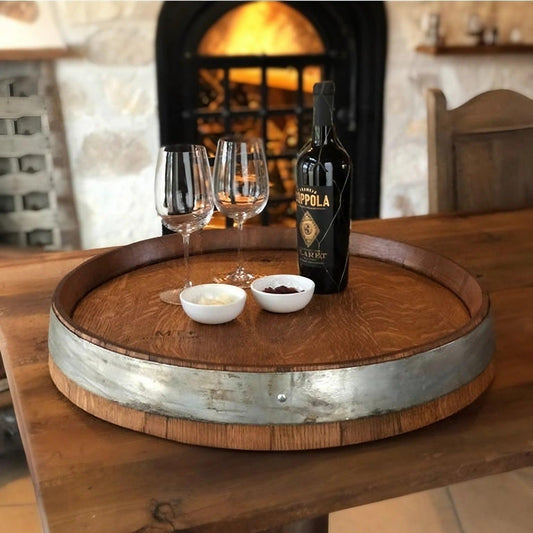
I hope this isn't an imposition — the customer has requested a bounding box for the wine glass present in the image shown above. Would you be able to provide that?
[212,136,269,287]
[154,144,214,305]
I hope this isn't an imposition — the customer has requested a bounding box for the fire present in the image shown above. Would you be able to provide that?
[198,1,324,92]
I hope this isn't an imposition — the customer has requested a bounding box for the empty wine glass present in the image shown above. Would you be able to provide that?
[212,136,269,287]
[154,144,214,305]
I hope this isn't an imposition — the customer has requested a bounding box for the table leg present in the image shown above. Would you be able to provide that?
[259,514,329,533]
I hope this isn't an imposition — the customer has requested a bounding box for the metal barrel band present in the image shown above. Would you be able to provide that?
[48,309,495,426]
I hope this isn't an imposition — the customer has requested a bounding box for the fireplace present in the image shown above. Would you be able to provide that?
[156,1,387,222]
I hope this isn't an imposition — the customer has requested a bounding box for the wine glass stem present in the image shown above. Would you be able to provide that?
[236,220,245,276]
[182,232,192,289]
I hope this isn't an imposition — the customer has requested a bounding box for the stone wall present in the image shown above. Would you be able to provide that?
[53,1,162,249]
[51,1,533,249]
[382,1,533,218]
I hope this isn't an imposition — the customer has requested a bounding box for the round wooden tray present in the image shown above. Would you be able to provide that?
[48,227,495,450]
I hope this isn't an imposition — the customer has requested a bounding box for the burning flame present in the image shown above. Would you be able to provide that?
[198,1,324,92]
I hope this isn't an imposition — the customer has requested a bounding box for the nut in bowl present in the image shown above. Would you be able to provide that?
[251,274,315,314]
[179,284,246,324]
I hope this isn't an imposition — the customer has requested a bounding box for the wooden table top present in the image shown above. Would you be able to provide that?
[1,209,533,533]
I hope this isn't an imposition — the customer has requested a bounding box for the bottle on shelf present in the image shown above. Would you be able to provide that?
[295,81,352,294]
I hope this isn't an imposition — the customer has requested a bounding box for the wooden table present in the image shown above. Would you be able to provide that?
[1,209,532,533]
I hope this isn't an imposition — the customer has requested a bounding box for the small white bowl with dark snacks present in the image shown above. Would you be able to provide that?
[250,274,315,313]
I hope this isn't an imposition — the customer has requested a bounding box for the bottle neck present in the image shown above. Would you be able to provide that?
[312,92,336,145]
[312,124,337,145]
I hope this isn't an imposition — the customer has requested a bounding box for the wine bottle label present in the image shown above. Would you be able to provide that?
[296,186,334,267]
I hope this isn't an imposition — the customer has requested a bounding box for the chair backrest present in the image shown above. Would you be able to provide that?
[426,88,533,213]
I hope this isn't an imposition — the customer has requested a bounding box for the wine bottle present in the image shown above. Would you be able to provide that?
[295,81,352,294]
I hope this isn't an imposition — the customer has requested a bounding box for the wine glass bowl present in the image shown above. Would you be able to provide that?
[154,144,214,305]
[212,136,269,287]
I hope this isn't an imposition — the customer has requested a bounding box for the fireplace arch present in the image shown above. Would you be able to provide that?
[156,1,387,220]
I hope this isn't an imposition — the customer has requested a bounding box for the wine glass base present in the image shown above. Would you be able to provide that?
[215,271,258,289]
[159,289,183,305]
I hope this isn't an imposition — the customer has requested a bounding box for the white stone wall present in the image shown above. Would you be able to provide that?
[382,1,533,218]
[53,1,162,249]
[50,1,533,249]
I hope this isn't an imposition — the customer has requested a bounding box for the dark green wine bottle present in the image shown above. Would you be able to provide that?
[295,81,352,294]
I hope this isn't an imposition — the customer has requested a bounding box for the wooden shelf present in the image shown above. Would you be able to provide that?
[0,47,69,61]
[416,44,533,55]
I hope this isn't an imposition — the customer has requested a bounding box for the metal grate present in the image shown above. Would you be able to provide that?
[156,2,387,221]
[192,53,330,223]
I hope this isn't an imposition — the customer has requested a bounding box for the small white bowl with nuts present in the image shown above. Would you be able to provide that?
[180,283,246,324]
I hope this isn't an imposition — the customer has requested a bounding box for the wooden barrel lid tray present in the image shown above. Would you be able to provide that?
[48,227,495,450]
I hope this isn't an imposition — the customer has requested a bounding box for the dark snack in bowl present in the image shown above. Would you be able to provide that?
[263,285,302,294]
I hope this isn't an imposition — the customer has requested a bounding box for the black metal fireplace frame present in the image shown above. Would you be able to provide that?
[156,1,387,220]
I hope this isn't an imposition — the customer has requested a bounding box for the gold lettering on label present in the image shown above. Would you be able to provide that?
[296,189,330,208]
[300,249,327,261]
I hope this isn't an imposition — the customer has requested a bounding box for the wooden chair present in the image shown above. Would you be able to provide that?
[426,88,533,213]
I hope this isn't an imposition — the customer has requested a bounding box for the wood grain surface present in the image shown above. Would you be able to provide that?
[1,210,532,532]
[71,250,470,370]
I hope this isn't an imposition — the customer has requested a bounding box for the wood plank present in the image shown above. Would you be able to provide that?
[0,48,68,61]
[0,96,46,118]
[0,133,50,157]
[351,210,533,293]
[416,44,533,55]
[0,211,532,532]
[0,209,57,232]
[0,171,53,194]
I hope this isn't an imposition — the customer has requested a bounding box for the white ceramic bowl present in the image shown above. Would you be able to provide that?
[250,274,315,314]
[179,284,246,324]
